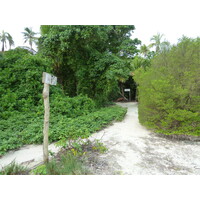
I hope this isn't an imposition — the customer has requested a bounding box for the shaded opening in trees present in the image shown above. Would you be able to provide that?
[121,77,137,101]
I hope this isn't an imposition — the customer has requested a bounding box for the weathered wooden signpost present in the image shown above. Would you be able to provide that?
[42,72,57,163]
[124,88,131,101]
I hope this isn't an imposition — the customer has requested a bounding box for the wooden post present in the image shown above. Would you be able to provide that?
[42,72,57,163]
[43,83,50,163]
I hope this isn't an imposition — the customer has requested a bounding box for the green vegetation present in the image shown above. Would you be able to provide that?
[39,25,141,105]
[32,140,108,175]
[22,27,38,50]
[149,33,171,53]
[0,46,127,156]
[0,26,136,156]
[0,139,108,175]
[0,161,29,175]
[0,48,51,120]
[0,104,126,156]
[134,37,200,136]
[32,152,89,175]
[3,25,199,162]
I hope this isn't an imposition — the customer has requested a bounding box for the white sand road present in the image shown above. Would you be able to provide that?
[1,102,200,174]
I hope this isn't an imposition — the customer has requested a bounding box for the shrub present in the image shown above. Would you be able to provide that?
[31,152,89,175]
[0,49,51,119]
[50,94,96,117]
[31,139,108,175]
[134,37,200,136]
[0,161,29,175]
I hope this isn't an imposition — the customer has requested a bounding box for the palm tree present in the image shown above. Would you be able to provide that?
[140,44,150,57]
[149,33,170,53]
[0,31,14,52]
[22,27,38,50]
[7,33,15,50]
[160,40,171,52]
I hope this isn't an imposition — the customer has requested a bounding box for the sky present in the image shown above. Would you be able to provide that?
[0,25,40,50]
[1,0,200,51]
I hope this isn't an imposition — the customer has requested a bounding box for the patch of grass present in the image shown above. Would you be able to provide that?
[47,152,90,175]
[31,152,90,175]
[0,161,29,175]
[31,139,108,175]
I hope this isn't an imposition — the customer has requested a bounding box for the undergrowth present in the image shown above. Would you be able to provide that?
[32,152,89,175]
[31,139,107,175]
[0,105,127,156]
[0,139,108,175]
[0,48,127,156]
[0,161,29,175]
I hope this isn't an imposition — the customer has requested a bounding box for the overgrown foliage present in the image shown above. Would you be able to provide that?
[0,105,126,156]
[134,37,200,136]
[32,152,89,175]
[0,48,127,156]
[1,139,108,175]
[31,139,108,175]
[0,161,29,175]
[0,48,51,119]
[131,55,152,72]
[39,25,141,105]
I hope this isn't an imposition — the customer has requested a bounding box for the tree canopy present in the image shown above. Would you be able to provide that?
[39,25,141,105]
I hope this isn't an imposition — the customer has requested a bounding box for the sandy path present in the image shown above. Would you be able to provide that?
[1,102,200,174]
[0,143,61,170]
[89,102,200,175]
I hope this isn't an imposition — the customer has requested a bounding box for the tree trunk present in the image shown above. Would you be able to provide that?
[2,42,4,52]
[118,82,128,101]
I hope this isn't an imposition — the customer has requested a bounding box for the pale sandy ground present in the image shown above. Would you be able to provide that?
[0,143,61,170]
[88,102,200,175]
[1,102,200,174]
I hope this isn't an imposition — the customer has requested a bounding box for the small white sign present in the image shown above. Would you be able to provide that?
[42,72,57,85]
[124,88,130,92]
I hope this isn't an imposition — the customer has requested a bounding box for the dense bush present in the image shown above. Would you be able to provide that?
[0,49,127,156]
[0,48,96,118]
[50,94,96,117]
[0,48,52,119]
[134,37,200,136]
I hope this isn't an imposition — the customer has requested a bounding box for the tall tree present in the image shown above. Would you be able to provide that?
[22,27,38,50]
[39,25,141,104]
[7,33,15,50]
[140,44,150,57]
[149,33,170,53]
[160,40,171,52]
[0,31,14,52]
